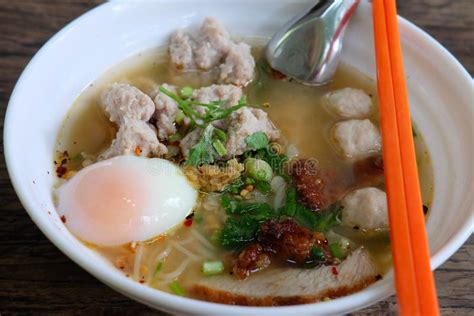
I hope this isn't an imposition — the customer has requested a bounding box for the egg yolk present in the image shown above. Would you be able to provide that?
[69,163,150,245]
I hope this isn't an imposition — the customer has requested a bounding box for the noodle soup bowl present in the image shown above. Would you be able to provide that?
[4,0,473,314]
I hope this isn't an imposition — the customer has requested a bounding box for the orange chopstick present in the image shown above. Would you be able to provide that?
[372,1,420,314]
[372,0,439,315]
[383,0,440,314]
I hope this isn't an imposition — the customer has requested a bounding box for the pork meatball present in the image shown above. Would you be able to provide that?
[333,119,381,159]
[99,119,167,160]
[154,83,179,140]
[341,187,388,230]
[101,83,155,124]
[219,42,255,87]
[325,88,373,118]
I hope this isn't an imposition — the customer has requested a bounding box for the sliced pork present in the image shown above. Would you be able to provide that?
[191,248,379,306]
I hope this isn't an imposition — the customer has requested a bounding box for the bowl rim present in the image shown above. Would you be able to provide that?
[4,1,473,314]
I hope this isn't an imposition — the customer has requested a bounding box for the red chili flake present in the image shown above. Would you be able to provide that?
[331,266,338,276]
[134,147,142,156]
[60,215,67,223]
[56,165,67,178]
[139,279,145,284]
[271,68,287,80]
[183,218,193,227]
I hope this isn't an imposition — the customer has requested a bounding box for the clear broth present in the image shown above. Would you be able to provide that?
[55,43,434,297]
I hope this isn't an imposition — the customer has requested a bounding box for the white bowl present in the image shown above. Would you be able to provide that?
[4,0,473,314]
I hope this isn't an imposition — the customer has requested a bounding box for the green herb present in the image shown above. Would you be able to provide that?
[279,187,297,217]
[159,87,246,128]
[412,125,417,137]
[202,260,225,276]
[219,196,275,249]
[313,203,343,232]
[279,188,342,232]
[218,215,262,248]
[169,281,184,296]
[304,247,326,268]
[222,178,244,194]
[221,195,273,217]
[245,132,269,150]
[212,139,227,156]
[180,86,194,98]
[186,125,227,166]
[255,180,271,194]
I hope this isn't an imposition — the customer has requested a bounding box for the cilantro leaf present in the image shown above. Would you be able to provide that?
[245,132,269,150]
[222,178,244,194]
[218,196,275,249]
[222,195,273,217]
[186,125,227,166]
[218,216,261,248]
[278,187,342,232]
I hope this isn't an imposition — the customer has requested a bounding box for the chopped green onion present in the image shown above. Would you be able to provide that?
[213,128,227,142]
[245,158,273,182]
[153,261,163,277]
[180,86,194,98]
[245,177,255,185]
[169,281,184,296]
[329,243,345,259]
[310,247,326,261]
[212,139,228,156]
[175,110,185,124]
[202,260,225,276]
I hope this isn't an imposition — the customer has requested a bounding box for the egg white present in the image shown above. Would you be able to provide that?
[56,156,197,246]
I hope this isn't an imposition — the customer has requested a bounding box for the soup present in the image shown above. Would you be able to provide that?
[53,17,433,305]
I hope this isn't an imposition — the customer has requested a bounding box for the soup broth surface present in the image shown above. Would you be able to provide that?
[55,43,434,296]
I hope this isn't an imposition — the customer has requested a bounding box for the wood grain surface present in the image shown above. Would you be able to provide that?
[0,0,472,315]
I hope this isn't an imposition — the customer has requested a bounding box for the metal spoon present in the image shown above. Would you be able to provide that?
[265,0,360,85]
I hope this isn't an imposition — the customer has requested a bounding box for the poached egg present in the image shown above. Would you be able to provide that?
[56,156,197,246]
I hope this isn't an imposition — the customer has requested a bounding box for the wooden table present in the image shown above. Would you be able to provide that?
[0,1,472,314]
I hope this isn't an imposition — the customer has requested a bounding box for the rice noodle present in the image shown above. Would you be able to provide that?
[157,258,191,282]
[132,242,143,282]
[189,228,216,250]
[154,245,172,263]
[169,240,200,261]
[180,236,194,245]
